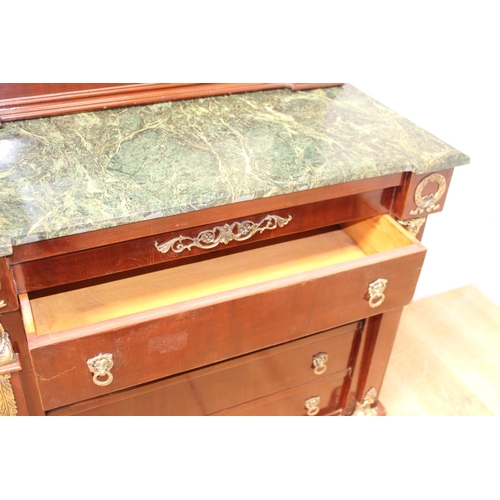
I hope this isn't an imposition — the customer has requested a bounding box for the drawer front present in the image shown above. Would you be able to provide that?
[213,372,348,416]
[48,322,360,416]
[27,216,426,410]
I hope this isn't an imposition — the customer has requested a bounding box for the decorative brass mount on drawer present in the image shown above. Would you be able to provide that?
[397,217,426,237]
[155,214,292,254]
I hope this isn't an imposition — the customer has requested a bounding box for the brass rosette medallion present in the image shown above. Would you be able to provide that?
[410,173,447,216]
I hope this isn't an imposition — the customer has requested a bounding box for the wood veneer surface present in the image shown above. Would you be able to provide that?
[380,286,500,416]
[30,229,366,335]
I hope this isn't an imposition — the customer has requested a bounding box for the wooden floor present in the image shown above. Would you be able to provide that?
[379,285,500,416]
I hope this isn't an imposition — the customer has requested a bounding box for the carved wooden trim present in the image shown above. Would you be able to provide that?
[0,373,18,416]
[0,83,343,124]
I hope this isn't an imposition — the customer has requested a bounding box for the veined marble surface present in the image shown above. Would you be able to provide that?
[0,84,469,257]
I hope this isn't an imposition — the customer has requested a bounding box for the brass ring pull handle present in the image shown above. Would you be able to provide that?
[93,371,113,387]
[87,353,114,387]
[368,278,388,308]
[305,396,320,416]
[312,353,328,375]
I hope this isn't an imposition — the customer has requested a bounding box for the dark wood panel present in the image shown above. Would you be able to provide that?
[48,322,361,416]
[0,83,343,123]
[1,311,45,415]
[342,307,405,415]
[29,243,425,410]
[212,372,348,416]
[360,307,405,400]
[0,258,18,312]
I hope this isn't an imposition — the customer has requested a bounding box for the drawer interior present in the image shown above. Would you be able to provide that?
[25,215,417,336]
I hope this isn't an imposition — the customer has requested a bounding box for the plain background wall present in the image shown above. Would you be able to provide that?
[352,81,499,307]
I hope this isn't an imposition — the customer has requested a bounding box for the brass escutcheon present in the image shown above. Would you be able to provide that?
[305,396,320,416]
[368,278,388,308]
[87,353,114,387]
[312,353,328,375]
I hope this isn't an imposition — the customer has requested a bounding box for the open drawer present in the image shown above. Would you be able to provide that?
[22,214,426,411]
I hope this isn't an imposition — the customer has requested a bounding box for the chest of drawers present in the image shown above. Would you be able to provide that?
[0,84,469,416]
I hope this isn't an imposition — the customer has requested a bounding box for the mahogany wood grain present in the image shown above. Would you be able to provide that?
[0,84,131,100]
[26,227,425,410]
[0,258,18,312]
[0,83,343,124]
[48,322,359,416]
[212,371,348,416]
[339,309,408,415]
[356,307,405,407]
[337,320,364,413]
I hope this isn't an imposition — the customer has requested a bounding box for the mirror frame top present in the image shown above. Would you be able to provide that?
[0,83,343,124]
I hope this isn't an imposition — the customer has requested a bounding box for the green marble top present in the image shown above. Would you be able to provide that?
[0,84,469,257]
